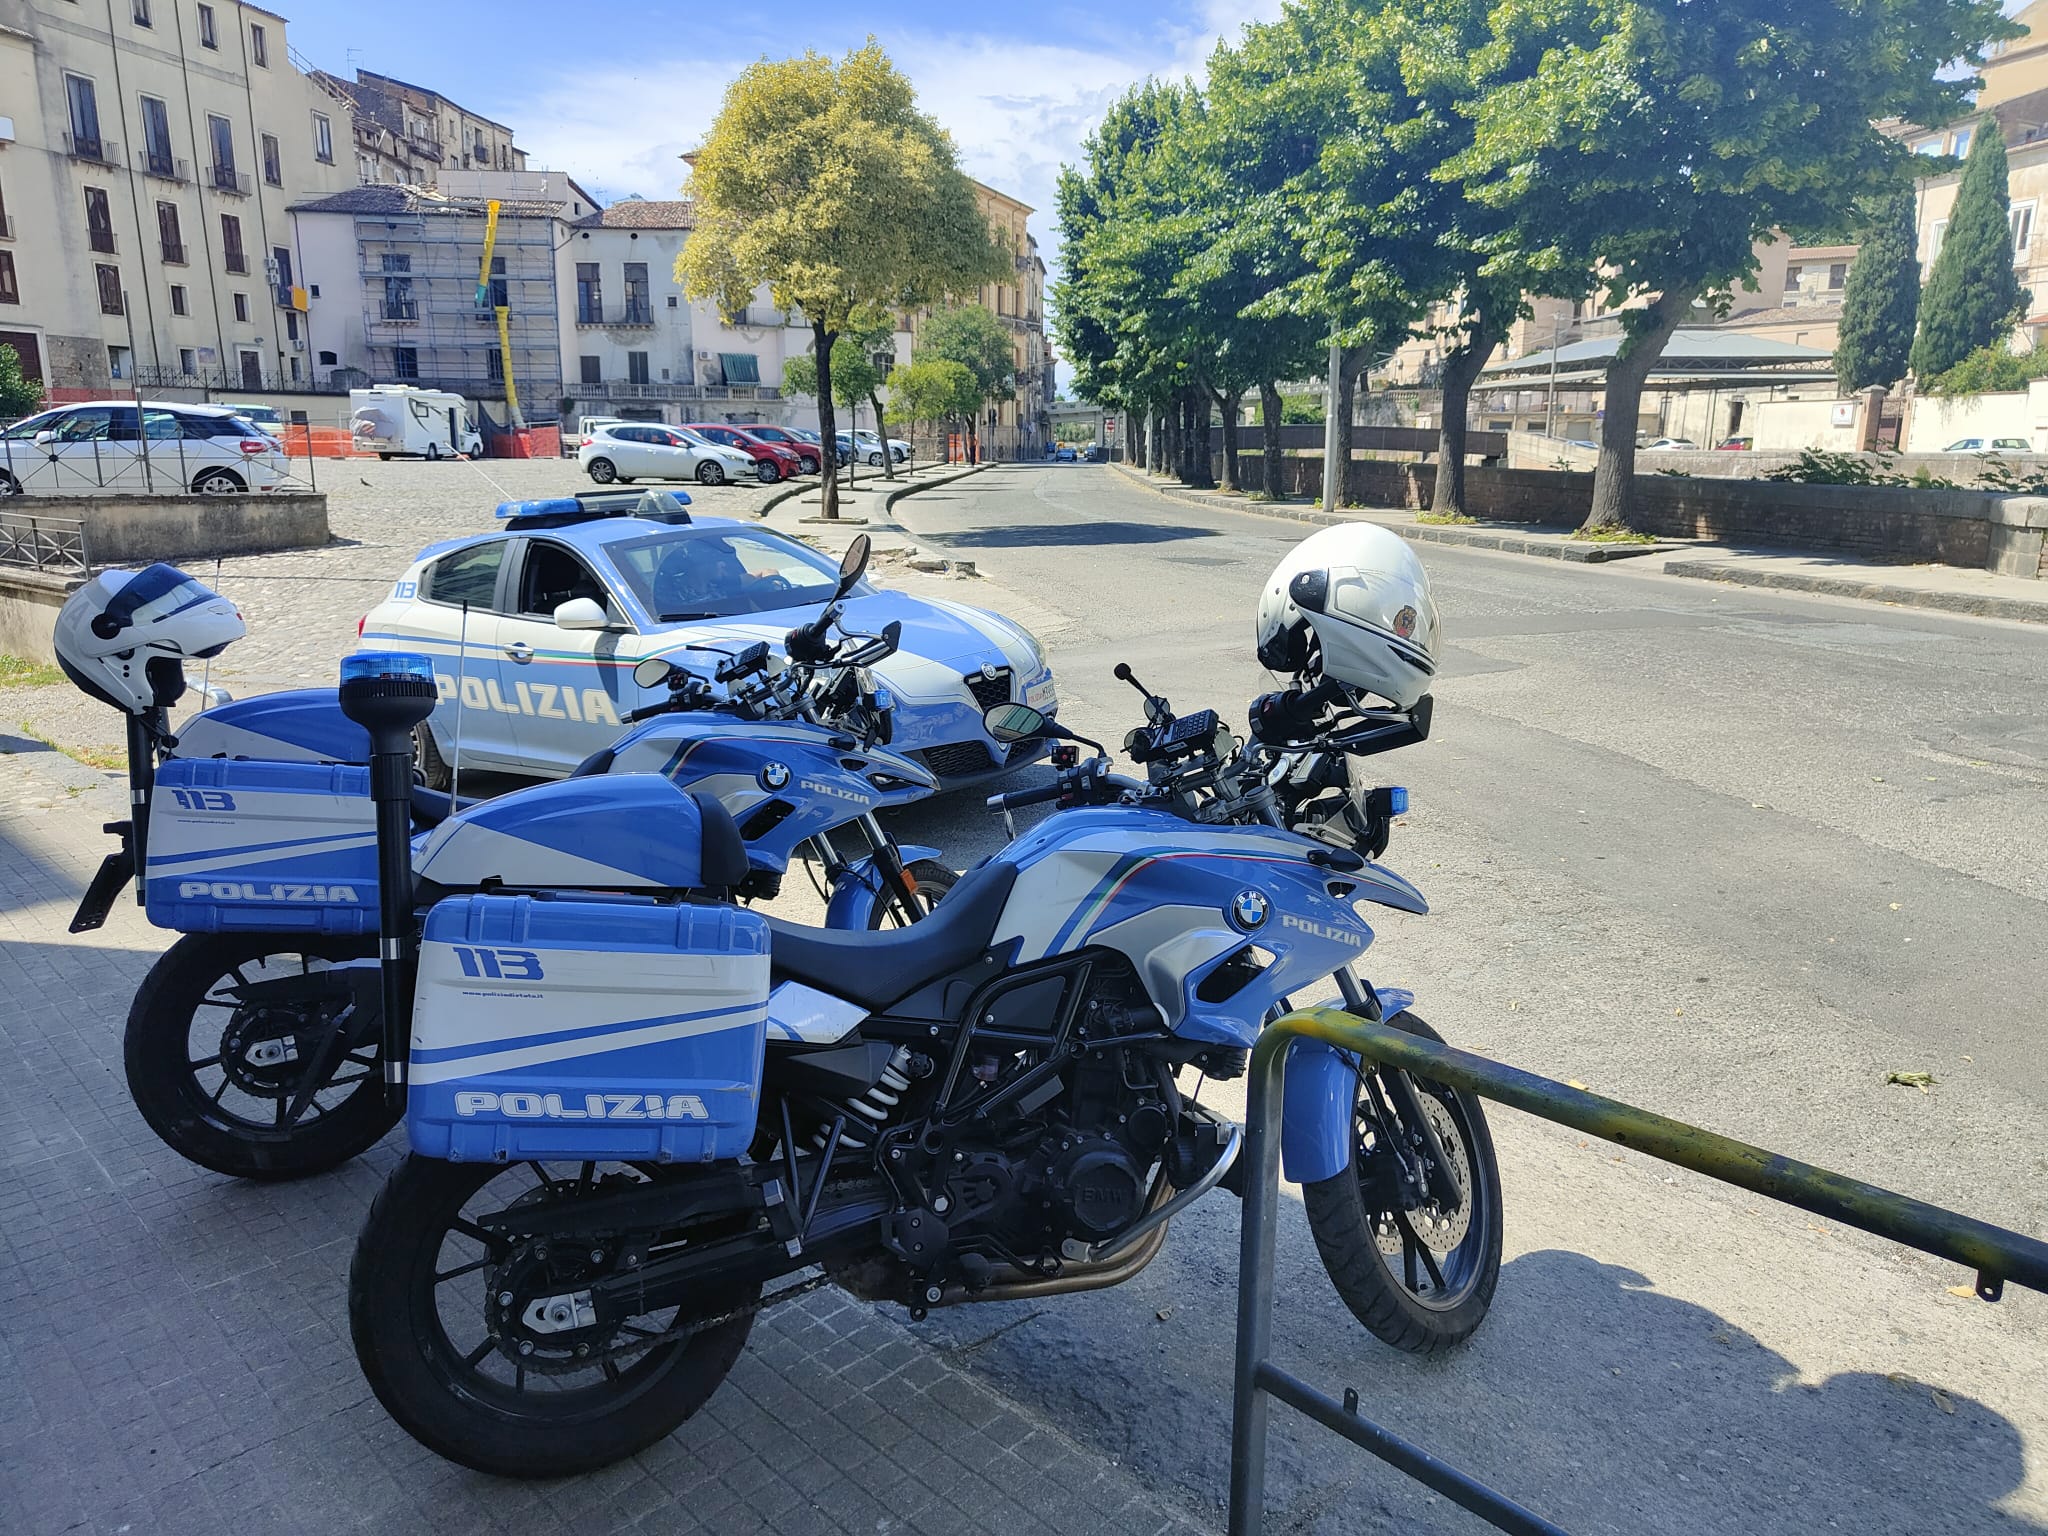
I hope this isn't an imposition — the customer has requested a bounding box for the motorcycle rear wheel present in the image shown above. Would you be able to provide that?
[124,932,398,1180]
[350,1156,758,1478]
[1302,1010,1502,1354]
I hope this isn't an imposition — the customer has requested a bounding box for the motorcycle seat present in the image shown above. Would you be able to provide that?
[764,861,1017,1012]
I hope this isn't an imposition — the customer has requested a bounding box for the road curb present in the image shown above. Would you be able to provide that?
[1664,559,2048,624]
[765,462,989,526]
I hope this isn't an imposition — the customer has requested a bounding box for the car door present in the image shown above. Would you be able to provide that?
[495,537,632,771]
[400,538,519,768]
[42,406,128,493]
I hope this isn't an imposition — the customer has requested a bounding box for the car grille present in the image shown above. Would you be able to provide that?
[919,741,996,778]
[964,668,1011,711]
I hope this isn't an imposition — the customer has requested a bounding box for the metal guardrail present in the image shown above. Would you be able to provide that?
[1229,1006,2048,1536]
[0,507,89,574]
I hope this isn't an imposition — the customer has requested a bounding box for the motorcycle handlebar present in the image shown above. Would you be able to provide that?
[987,779,1066,812]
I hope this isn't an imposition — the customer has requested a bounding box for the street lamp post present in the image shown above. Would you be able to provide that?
[1544,310,1565,439]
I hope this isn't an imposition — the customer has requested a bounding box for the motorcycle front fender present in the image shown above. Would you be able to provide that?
[821,844,943,930]
[1279,988,1416,1185]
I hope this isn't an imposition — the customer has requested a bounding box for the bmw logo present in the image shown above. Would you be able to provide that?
[760,761,791,790]
[1230,888,1270,931]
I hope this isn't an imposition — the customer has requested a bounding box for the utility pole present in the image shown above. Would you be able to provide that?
[1319,339,1342,514]
[1544,309,1565,439]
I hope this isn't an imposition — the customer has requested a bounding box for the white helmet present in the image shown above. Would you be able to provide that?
[1253,523,1438,709]
[54,563,244,714]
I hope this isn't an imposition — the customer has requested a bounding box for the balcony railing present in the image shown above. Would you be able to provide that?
[224,252,249,275]
[621,301,654,326]
[160,241,187,264]
[138,148,190,182]
[209,164,252,196]
[379,299,419,321]
[89,229,117,255]
[64,131,119,165]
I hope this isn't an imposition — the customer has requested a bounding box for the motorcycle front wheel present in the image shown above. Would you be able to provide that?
[1302,1010,1502,1354]
[124,932,399,1180]
[869,858,957,927]
[350,1156,759,1478]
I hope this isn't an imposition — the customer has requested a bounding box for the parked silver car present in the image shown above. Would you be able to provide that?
[0,401,287,497]
[577,423,756,486]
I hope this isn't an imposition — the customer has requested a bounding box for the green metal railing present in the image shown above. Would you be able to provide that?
[1229,1007,2048,1535]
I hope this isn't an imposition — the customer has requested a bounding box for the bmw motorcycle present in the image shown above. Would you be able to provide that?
[342,654,1501,1478]
[64,535,957,1181]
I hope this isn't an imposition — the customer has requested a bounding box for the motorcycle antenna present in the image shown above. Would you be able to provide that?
[1112,662,1171,725]
[448,600,468,801]
[199,556,222,708]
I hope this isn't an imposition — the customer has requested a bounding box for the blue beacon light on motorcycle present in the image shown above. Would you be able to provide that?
[1387,786,1408,815]
[340,651,436,687]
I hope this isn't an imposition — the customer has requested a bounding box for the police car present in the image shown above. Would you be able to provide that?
[356,489,1058,789]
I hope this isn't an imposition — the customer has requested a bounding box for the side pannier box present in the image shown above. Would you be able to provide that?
[144,758,378,934]
[406,893,771,1164]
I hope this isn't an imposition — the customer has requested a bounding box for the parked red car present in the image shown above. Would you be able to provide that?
[680,424,804,484]
[728,423,821,474]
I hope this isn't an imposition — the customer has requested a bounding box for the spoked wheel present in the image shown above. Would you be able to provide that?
[1302,1010,1502,1353]
[867,859,957,929]
[124,933,398,1179]
[696,460,726,486]
[350,1156,759,1477]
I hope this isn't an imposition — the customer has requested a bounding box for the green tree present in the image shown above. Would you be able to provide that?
[888,357,979,446]
[677,41,1004,515]
[0,344,41,419]
[1913,126,2028,379]
[1453,0,2012,530]
[916,304,1016,459]
[1923,340,2048,394]
[1834,191,1922,393]
[784,310,903,478]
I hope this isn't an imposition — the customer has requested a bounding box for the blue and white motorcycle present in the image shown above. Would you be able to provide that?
[341,646,1502,1477]
[57,540,955,1182]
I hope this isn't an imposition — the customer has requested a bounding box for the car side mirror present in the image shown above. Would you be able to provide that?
[553,597,610,631]
[837,533,872,596]
[632,654,676,688]
[33,430,56,447]
[984,702,1051,743]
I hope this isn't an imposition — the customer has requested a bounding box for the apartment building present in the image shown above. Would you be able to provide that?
[0,0,354,395]
[1907,86,2048,353]
[308,68,525,189]
[291,170,593,404]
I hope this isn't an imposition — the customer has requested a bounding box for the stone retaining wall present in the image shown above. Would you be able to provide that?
[0,568,80,663]
[29,492,330,567]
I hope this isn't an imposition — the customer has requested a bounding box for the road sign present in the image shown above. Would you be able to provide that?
[1104,416,1118,437]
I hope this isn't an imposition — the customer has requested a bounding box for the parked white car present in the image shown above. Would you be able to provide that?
[0,401,287,497]
[575,416,630,447]
[853,429,910,465]
[1640,436,1699,451]
[1942,437,2032,454]
[578,423,757,486]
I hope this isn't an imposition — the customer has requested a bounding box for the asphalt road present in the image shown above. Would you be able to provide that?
[880,462,2048,1534]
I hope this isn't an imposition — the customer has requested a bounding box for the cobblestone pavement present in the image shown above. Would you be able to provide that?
[0,773,1211,1536]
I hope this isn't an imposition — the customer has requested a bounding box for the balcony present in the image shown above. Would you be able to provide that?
[160,241,188,264]
[64,131,119,165]
[576,305,656,329]
[209,164,252,196]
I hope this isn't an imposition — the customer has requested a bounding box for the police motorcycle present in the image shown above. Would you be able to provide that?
[343,523,1501,1479]
[51,525,951,1183]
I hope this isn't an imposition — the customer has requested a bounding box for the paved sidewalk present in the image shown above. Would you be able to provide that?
[1109,461,2048,624]
[0,762,1210,1536]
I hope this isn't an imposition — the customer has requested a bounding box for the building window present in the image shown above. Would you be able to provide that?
[140,95,176,178]
[318,350,337,366]
[579,355,600,384]
[2012,203,2036,261]
[109,346,132,381]
[179,347,196,374]
[1930,220,1948,262]
[487,255,507,309]
[289,356,300,382]
[170,283,187,315]
[487,349,504,382]
[250,22,267,66]
[84,187,117,254]
[1783,264,1801,292]
[0,252,16,305]
[262,133,281,186]
[576,262,601,324]
[313,113,333,165]
[157,201,184,263]
[623,262,650,323]
[382,252,415,319]
[133,0,151,25]
[1952,127,1974,159]
[207,113,237,190]
[239,350,261,389]
[221,213,246,274]
[1913,137,1942,156]
[627,351,649,385]
[65,75,103,160]
[233,292,249,322]
[198,3,216,48]
[285,310,299,342]
[392,346,418,380]
[97,264,123,314]
[1828,262,1848,291]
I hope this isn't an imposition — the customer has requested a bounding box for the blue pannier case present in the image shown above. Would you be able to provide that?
[144,757,379,934]
[406,893,772,1164]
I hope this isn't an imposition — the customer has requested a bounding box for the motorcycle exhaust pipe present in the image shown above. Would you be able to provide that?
[337,653,439,1108]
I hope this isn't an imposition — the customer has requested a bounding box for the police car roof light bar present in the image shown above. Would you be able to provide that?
[492,488,694,529]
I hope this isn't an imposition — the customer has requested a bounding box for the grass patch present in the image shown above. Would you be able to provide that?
[0,654,65,687]
[16,720,125,772]
[1568,524,1658,545]
[1415,511,1479,526]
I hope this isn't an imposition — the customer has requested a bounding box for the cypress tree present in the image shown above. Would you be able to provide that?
[1912,126,2027,379]
[1834,191,1920,392]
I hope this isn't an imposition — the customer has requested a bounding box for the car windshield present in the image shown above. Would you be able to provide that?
[1,409,64,440]
[674,428,718,449]
[606,526,853,620]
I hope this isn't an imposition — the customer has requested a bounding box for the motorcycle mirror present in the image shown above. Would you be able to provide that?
[879,618,902,649]
[632,655,676,689]
[836,534,872,596]
[984,702,1051,743]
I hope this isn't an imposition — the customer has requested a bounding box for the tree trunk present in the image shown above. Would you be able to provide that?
[1585,289,1693,531]
[1431,318,1505,517]
[813,323,839,519]
[871,393,897,479]
[1162,400,1180,480]
[1333,345,1369,507]
[1259,382,1284,499]
[1217,389,1242,492]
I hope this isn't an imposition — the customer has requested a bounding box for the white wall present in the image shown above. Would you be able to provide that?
[1747,397,1864,452]
[1903,385,2047,452]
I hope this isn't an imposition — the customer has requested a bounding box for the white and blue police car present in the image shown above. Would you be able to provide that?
[356,490,1057,789]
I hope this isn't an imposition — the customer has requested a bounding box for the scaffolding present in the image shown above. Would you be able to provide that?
[353,189,563,399]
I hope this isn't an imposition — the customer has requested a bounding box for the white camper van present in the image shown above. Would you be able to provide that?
[349,387,483,461]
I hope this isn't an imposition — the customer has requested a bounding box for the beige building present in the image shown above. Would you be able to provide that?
[1907,86,2048,350]
[309,68,525,189]
[0,0,354,395]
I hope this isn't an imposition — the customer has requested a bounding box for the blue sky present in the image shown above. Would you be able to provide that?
[283,3,1280,298]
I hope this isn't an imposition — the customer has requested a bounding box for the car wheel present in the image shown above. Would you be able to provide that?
[425,443,442,462]
[378,452,393,461]
[756,461,780,485]
[413,724,452,791]
[588,458,617,484]
[867,452,884,467]
[0,471,19,498]
[800,456,819,475]
[697,460,726,486]
[192,467,246,494]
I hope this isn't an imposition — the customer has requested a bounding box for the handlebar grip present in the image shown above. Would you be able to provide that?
[988,780,1065,812]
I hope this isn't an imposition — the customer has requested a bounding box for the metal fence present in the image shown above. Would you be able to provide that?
[0,505,89,574]
[0,433,318,501]
[1230,1007,2048,1536]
